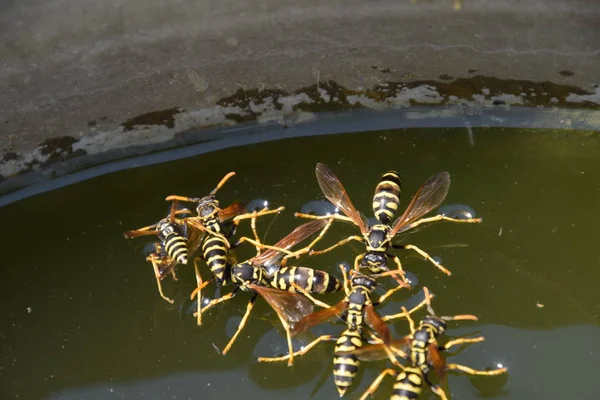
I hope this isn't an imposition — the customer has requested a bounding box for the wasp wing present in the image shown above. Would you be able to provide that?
[123,226,158,239]
[219,202,246,222]
[364,304,392,344]
[315,163,368,233]
[290,300,347,336]
[253,219,328,268]
[247,284,315,325]
[390,171,451,236]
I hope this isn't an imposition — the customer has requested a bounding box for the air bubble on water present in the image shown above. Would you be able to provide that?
[246,198,271,212]
[300,200,337,216]
[403,270,419,287]
[438,204,477,220]
[432,256,443,265]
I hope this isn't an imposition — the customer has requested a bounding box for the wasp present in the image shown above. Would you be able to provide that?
[258,266,430,396]
[342,287,508,400]
[296,163,482,283]
[165,172,287,324]
[124,200,202,304]
[191,217,342,363]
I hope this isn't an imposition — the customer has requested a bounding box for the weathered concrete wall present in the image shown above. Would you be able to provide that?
[1,0,599,181]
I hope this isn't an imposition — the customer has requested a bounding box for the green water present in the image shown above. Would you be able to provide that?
[1,127,599,400]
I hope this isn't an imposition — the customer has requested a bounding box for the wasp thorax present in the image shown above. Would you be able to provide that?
[157,220,177,236]
[350,275,377,291]
[422,315,447,334]
[197,196,219,218]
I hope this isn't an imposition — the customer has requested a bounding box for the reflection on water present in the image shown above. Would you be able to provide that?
[44,325,600,400]
[1,125,599,400]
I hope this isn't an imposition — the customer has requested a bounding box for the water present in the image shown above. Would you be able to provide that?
[1,124,599,400]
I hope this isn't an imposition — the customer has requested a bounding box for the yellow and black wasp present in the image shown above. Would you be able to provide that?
[342,287,508,400]
[123,200,202,304]
[165,171,287,324]
[258,266,431,396]
[296,163,482,282]
[191,216,343,363]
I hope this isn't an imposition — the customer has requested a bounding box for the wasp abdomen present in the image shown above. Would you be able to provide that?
[269,266,342,294]
[373,171,402,225]
[333,329,363,397]
[164,233,188,264]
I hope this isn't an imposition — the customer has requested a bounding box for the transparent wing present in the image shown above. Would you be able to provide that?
[391,172,450,236]
[253,219,328,268]
[248,284,315,324]
[315,163,368,233]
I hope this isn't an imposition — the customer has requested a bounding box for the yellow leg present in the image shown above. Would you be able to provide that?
[222,294,257,355]
[358,368,396,400]
[310,235,364,256]
[171,269,178,281]
[236,236,298,258]
[374,283,408,306]
[281,216,335,263]
[193,258,216,326]
[290,283,332,309]
[149,255,174,304]
[397,244,452,276]
[442,336,485,351]
[389,254,411,285]
[429,381,450,400]
[196,287,238,316]
[257,334,337,363]
[272,308,297,366]
[232,206,285,222]
[339,264,351,296]
[381,287,435,329]
[445,363,508,376]
[294,212,355,224]
[401,214,482,232]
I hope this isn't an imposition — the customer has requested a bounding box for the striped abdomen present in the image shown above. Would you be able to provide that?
[391,367,423,400]
[268,266,342,294]
[201,234,230,285]
[373,171,401,224]
[163,233,188,264]
[333,329,363,397]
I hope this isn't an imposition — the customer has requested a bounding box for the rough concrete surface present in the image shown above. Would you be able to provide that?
[0,0,599,182]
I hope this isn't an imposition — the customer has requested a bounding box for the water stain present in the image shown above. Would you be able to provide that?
[38,136,86,164]
[122,108,181,131]
[293,80,361,113]
[439,74,454,81]
[559,70,575,77]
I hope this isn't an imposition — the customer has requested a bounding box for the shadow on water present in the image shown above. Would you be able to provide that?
[1,108,599,399]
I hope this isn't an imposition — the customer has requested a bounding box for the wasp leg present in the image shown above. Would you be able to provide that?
[232,206,285,222]
[373,284,408,306]
[149,254,174,304]
[193,258,215,326]
[290,283,333,309]
[222,293,257,355]
[281,217,335,265]
[236,236,298,258]
[425,376,450,400]
[310,235,364,256]
[196,287,239,316]
[380,287,435,330]
[401,214,482,232]
[171,269,178,281]
[358,368,397,400]
[395,244,452,276]
[386,254,411,286]
[441,336,485,352]
[339,264,351,296]
[445,363,508,376]
[257,334,337,363]
[294,212,355,224]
